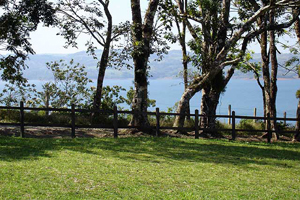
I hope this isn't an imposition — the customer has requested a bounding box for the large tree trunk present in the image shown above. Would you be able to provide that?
[198,0,231,136]
[92,2,112,110]
[293,8,300,43]
[130,53,149,127]
[129,0,159,128]
[199,68,234,137]
[258,8,279,140]
[92,45,111,110]
[173,65,229,128]
[200,86,210,129]
[293,10,300,141]
[269,7,279,140]
[173,0,191,120]
[199,85,221,137]
[181,23,191,120]
[173,87,198,128]
[294,99,300,142]
[261,30,271,120]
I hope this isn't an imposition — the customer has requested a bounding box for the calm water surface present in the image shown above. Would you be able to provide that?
[104,78,299,118]
[1,79,299,118]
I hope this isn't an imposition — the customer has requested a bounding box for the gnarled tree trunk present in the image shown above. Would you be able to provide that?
[173,66,228,128]
[199,86,221,137]
[173,87,198,128]
[200,68,234,137]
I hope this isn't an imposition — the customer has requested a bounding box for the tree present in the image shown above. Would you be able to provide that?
[56,0,130,110]
[0,0,54,82]
[172,0,300,132]
[294,8,300,142]
[284,9,300,141]
[245,0,284,140]
[161,0,192,120]
[295,89,300,142]
[0,81,36,107]
[33,60,93,108]
[129,0,160,128]
[244,1,300,140]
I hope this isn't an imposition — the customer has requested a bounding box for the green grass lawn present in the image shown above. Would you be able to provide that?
[0,137,300,199]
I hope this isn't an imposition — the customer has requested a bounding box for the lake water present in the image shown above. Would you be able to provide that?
[104,78,299,118]
[1,79,299,118]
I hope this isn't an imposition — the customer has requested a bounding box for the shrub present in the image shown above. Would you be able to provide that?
[215,121,232,135]
[0,109,19,122]
[237,119,264,135]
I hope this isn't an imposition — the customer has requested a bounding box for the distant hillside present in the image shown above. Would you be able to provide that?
[23,50,299,80]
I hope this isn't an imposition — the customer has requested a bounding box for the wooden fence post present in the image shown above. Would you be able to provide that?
[113,106,118,138]
[254,108,257,123]
[20,101,25,138]
[232,111,236,140]
[228,105,231,125]
[156,108,160,137]
[195,109,199,139]
[283,112,287,126]
[267,113,271,143]
[71,104,76,138]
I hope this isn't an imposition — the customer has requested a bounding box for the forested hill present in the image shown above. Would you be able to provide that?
[24,50,298,80]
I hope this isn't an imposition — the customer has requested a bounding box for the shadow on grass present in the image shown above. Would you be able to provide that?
[0,137,299,168]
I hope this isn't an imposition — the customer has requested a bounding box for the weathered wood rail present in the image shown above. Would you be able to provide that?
[0,102,299,143]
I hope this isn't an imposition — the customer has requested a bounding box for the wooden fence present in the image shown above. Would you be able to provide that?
[0,102,299,143]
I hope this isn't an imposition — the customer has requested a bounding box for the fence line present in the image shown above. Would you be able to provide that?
[0,102,299,143]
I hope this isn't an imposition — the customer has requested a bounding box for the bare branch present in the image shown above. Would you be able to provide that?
[246,62,264,90]
[57,7,105,46]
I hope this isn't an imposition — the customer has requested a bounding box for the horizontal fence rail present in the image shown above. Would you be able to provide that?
[0,102,299,143]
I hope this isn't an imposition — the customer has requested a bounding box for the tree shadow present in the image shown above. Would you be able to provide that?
[0,137,299,168]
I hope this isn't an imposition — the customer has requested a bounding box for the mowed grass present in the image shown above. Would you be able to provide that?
[0,137,300,199]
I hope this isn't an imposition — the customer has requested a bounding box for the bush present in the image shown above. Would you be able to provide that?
[276,121,294,137]
[0,109,19,122]
[215,121,232,135]
[237,119,264,136]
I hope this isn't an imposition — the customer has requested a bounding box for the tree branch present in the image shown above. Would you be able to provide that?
[58,8,105,46]
[246,62,264,90]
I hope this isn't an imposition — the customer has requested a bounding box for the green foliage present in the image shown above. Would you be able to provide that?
[276,121,294,137]
[0,0,54,82]
[55,0,131,66]
[297,90,300,99]
[215,120,232,135]
[0,59,130,111]
[33,60,94,108]
[32,82,59,107]
[56,0,105,49]
[0,81,36,107]
[284,49,300,77]
[0,109,19,123]
[100,85,127,110]
[125,87,156,108]
[284,45,300,98]
[237,119,264,135]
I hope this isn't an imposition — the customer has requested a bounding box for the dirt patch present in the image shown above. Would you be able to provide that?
[0,125,296,143]
[0,126,150,139]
